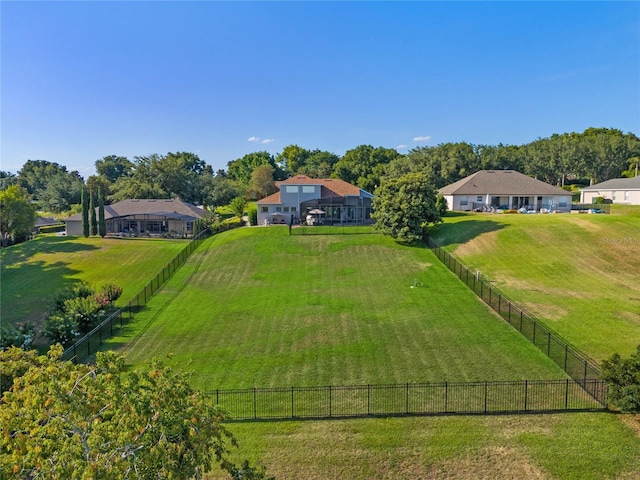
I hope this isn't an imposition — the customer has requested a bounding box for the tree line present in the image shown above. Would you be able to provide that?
[0,127,638,245]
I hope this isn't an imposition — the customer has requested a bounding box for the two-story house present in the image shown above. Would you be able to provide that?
[257,175,374,226]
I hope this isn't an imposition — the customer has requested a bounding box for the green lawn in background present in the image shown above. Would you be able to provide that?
[1,234,186,330]
[429,206,640,361]
[110,227,567,389]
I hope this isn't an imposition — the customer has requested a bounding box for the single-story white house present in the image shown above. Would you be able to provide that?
[580,177,640,205]
[63,199,206,237]
[439,170,573,213]
[257,175,374,226]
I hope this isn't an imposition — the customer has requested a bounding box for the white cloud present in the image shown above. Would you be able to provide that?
[395,144,408,150]
[248,136,260,142]
[413,136,431,142]
[261,138,274,144]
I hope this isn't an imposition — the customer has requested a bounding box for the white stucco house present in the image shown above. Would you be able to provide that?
[63,199,206,237]
[439,170,573,213]
[580,177,640,205]
[257,175,374,226]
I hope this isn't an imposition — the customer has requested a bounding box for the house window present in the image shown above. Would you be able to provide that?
[612,192,616,201]
[459,196,468,206]
[284,207,289,212]
[477,196,483,203]
[559,201,567,208]
[291,207,297,213]
[624,191,629,201]
[285,186,298,193]
[276,207,282,212]
[302,186,315,193]
[261,206,268,213]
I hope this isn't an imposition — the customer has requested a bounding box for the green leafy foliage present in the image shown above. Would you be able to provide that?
[0,185,37,247]
[229,197,247,220]
[247,205,258,226]
[0,346,268,479]
[43,313,80,348]
[372,172,441,242]
[0,323,35,351]
[602,345,640,412]
[44,282,120,345]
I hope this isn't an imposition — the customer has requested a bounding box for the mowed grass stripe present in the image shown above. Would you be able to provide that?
[430,208,640,360]
[110,227,566,389]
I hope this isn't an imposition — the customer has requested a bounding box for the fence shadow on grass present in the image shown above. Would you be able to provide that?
[429,218,506,247]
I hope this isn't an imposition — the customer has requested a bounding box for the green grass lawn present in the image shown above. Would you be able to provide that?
[206,413,640,480]
[429,206,640,361]
[0,234,187,331]
[110,227,568,390]
[4,225,640,479]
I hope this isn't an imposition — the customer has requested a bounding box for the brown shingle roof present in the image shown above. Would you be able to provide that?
[439,170,569,196]
[259,176,367,204]
[64,199,205,221]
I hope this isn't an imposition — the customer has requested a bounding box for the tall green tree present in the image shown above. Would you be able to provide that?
[0,171,18,191]
[95,155,134,183]
[248,164,277,200]
[98,187,106,237]
[0,185,37,247]
[227,151,280,186]
[333,145,400,192]
[372,172,441,243]
[229,196,247,220]
[81,185,89,238]
[89,189,97,236]
[276,145,311,176]
[0,346,271,479]
[299,150,340,178]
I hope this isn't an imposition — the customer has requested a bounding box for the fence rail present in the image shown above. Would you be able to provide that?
[205,379,606,421]
[62,227,210,363]
[425,236,605,404]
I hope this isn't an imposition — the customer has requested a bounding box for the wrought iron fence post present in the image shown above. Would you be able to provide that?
[524,380,528,411]
[405,383,409,414]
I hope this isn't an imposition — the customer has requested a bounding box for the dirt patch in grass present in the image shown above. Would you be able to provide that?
[427,446,547,480]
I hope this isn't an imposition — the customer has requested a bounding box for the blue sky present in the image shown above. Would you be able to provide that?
[2,1,639,178]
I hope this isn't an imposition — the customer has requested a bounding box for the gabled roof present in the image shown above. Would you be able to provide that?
[439,170,569,196]
[64,199,205,221]
[259,175,373,204]
[581,177,640,191]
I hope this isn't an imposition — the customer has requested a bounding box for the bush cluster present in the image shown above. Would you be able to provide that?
[43,282,123,348]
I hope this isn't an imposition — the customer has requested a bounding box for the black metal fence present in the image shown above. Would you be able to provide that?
[205,379,606,421]
[571,203,610,214]
[61,228,210,363]
[425,236,605,404]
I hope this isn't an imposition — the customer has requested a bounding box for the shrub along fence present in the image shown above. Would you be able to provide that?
[62,228,211,363]
[205,379,606,421]
[424,235,605,405]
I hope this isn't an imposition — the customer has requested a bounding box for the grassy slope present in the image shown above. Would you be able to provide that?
[111,227,566,389]
[429,206,640,361]
[109,226,640,479]
[5,227,640,479]
[1,235,186,329]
